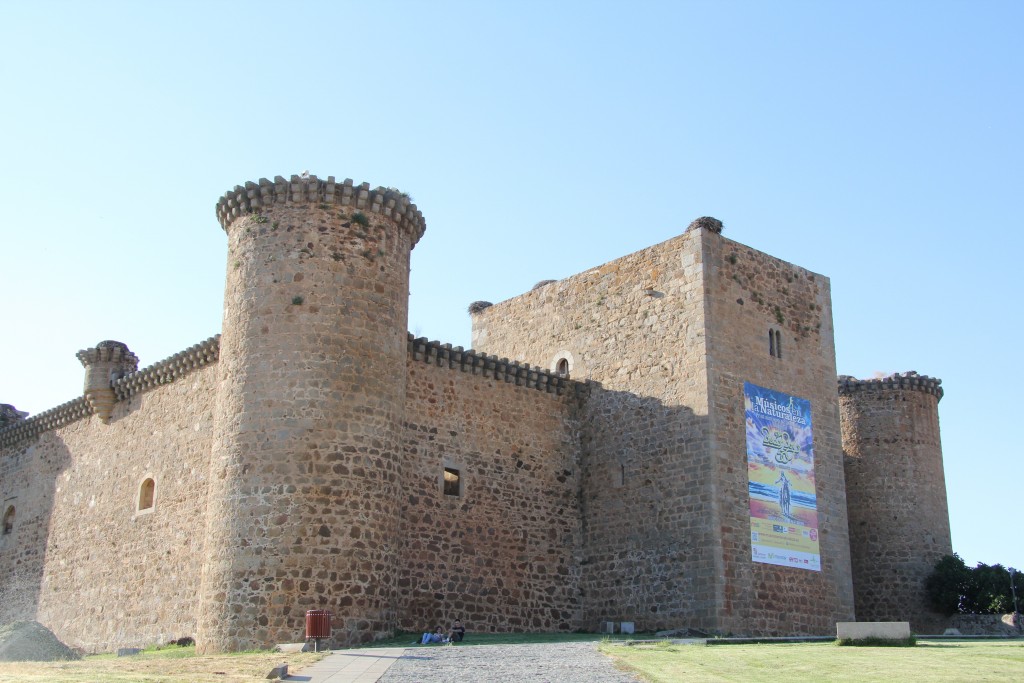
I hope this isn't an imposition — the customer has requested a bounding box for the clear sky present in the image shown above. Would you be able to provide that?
[1,1,1021,571]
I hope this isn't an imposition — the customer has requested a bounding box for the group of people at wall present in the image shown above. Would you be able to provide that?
[419,619,465,645]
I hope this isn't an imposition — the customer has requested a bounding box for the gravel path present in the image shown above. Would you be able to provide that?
[378,642,642,682]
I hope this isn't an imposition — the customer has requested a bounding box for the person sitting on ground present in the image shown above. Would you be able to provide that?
[420,626,446,644]
[447,619,466,643]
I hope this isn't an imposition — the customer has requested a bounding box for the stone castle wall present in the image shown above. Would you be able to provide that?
[701,232,855,635]
[472,228,858,635]
[840,374,950,633]
[0,331,585,651]
[399,341,583,633]
[472,231,721,631]
[0,360,218,652]
[0,173,953,648]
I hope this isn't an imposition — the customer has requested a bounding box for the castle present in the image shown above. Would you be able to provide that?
[0,173,952,653]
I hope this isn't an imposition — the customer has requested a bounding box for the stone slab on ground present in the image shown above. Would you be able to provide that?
[276,642,305,653]
[0,621,81,662]
[836,622,910,639]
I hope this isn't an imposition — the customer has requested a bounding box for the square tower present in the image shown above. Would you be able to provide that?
[471,223,855,635]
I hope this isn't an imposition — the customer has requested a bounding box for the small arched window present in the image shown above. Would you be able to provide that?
[138,478,155,512]
[769,328,776,357]
[556,358,569,378]
[2,506,14,535]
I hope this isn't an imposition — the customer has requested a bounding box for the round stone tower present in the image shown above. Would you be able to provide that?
[196,175,425,652]
[838,372,951,634]
[76,341,139,423]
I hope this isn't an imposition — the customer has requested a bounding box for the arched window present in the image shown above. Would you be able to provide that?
[551,351,575,379]
[2,506,14,534]
[769,328,776,357]
[138,478,155,512]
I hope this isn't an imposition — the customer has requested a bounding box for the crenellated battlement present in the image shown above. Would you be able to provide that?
[408,334,575,396]
[111,336,220,401]
[837,371,943,401]
[2,330,574,451]
[215,175,426,247]
[0,336,221,450]
[74,340,139,370]
[0,397,91,449]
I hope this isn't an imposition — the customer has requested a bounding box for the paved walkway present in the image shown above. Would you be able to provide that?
[287,642,641,683]
[285,647,407,682]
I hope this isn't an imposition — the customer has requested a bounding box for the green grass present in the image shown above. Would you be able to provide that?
[836,635,916,646]
[600,639,1024,683]
[0,645,326,682]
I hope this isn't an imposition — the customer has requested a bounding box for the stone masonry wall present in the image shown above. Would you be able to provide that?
[0,363,217,652]
[840,375,950,633]
[399,353,583,634]
[702,231,856,635]
[472,231,723,632]
[197,177,424,651]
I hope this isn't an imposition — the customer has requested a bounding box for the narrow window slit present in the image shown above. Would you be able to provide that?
[138,478,155,511]
[443,467,461,497]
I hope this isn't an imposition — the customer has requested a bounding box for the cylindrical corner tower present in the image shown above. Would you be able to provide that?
[838,372,951,634]
[196,175,425,652]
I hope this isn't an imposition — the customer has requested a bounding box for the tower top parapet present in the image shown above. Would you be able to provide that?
[0,404,28,425]
[76,340,139,423]
[215,174,426,247]
[837,371,943,401]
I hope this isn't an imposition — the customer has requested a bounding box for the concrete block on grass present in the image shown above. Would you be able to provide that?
[836,622,910,640]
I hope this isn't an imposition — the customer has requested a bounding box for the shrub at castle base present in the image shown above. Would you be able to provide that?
[0,173,953,651]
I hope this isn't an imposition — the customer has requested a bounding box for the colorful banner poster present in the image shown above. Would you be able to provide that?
[745,382,820,571]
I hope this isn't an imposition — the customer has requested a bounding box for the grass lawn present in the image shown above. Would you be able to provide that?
[600,639,1024,683]
[0,645,327,683]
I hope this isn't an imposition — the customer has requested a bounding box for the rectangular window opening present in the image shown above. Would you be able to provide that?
[443,467,461,497]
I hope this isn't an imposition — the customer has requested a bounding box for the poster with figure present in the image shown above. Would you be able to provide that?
[745,381,821,571]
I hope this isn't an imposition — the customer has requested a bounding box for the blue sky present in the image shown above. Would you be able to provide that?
[1,1,1021,571]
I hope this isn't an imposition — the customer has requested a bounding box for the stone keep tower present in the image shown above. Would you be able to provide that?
[196,175,425,652]
[839,373,951,633]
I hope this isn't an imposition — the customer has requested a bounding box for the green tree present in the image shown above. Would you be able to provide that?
[925,553,972,615]
[926,555,1017,615]
[970,563,1013,614]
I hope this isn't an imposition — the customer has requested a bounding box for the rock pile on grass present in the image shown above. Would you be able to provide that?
[0,621,81,661]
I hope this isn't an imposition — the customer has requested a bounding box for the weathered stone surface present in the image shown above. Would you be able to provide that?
[0,176,950,652]
[0,364,217,653]
[398,359,581,633]
[473,229,857,636]
[196,194,416,652]
[841,378,951,634]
